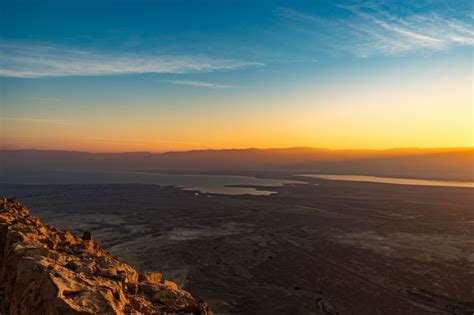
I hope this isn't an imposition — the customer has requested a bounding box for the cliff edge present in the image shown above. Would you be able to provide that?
[0,197,213,314]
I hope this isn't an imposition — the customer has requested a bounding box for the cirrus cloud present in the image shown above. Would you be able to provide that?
[0,42,264,78]
[278,3,474,57]
[159,79,233,89]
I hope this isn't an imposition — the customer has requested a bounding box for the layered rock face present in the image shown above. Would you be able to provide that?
[0,198,213,314]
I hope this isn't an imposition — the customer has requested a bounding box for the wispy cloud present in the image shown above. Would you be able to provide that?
[28,97,62,102]
[1,116,70,125]
[278,4,474,57]
[160,79,233,89]
[277,7,323,24]
[341,4,474,56]
[0,42,264,78]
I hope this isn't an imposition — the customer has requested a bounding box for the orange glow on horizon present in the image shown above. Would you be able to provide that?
[2,56,472,153]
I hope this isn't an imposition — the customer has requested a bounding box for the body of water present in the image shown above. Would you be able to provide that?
[298,174,474,188]
[1,170,305,195]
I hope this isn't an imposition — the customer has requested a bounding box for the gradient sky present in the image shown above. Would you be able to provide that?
[1,0,473,152]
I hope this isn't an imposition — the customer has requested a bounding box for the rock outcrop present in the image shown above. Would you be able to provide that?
[0,197,213,314]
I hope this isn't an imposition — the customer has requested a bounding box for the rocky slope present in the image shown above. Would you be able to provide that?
[0,197,213,314]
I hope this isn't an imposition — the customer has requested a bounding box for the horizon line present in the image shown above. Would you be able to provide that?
[1,146,472,155]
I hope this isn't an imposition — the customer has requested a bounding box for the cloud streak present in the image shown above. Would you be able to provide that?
[0,116,70,125]
[28,97,62,102]
[279,4,474,57]
[0,42,264,78]
[159,80,233,89]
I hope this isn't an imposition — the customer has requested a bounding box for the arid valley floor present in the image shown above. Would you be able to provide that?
[2,175,473,314]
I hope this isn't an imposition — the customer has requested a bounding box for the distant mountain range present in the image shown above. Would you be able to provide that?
[1,147,473,181]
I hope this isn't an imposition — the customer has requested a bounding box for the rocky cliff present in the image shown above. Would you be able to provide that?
[0,197,213,314]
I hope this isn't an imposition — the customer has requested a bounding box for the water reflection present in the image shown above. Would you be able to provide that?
[298,174,474,188]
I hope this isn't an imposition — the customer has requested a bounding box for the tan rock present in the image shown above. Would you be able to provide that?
[65,259,81,271]
[126,282,139,295]
[164,279,178,290]
[0,197,213,315]
[97,266,118,278]
[139,282,166,295]
[139,271,163,283]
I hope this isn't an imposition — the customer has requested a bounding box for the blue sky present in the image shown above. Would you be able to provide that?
[1,0,473,151]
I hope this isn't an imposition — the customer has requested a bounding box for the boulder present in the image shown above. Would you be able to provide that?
[164,280,179,291]
[139,272,162,283]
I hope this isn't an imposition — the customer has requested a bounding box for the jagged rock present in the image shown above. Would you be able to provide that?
[65,259,81,271]
[139,272,163,283]
[126,282,139,295]
[139,282,164,296]
[0,197,213,315]
[164,280,179,291]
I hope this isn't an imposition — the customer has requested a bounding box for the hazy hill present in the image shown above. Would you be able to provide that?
[1,147,473,181]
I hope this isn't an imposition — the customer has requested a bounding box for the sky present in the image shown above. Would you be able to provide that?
[0,0,473,152]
